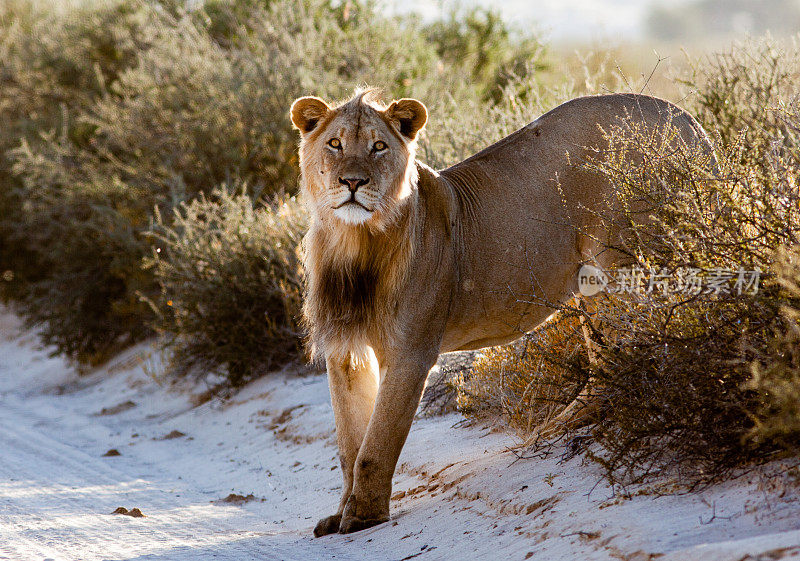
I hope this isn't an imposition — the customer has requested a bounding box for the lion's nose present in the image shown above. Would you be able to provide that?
[338,177,370,192]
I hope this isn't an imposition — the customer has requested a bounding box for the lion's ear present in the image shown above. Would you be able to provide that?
[291,96,331,134]
[385,98,427,141]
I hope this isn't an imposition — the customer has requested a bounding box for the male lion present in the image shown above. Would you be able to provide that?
[290,90,714,536]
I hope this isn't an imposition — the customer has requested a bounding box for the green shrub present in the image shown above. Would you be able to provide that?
[5,4,281,362]
[422,6,549,103]
[0,0,152,300]
[8,137,153,363]
[148,188,306,387]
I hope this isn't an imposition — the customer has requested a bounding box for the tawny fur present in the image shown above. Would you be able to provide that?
[290,90,715,536]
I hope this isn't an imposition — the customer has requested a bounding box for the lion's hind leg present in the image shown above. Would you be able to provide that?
[537,295,606,438]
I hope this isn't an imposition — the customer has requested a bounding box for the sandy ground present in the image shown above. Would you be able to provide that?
[1,309,800,561]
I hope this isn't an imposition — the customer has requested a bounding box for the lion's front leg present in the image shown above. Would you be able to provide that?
[314,351,379,537]
[338,350,438,534]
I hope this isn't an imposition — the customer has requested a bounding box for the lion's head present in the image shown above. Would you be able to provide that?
[290,90,427,362]
[290,90,427,231]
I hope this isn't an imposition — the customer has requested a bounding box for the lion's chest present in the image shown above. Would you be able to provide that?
[315,263,380,327]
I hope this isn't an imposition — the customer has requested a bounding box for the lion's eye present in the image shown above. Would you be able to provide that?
[327,138,341,149]
[372,141,387,152]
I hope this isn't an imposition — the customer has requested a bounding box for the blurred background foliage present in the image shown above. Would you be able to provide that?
[647,0,800,42]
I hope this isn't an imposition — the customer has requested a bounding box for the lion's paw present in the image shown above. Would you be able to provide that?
[313,514,342,537]
[338,513,388,534]
[338,495,388,534]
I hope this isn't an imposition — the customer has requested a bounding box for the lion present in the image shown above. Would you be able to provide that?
[290,89,715,536]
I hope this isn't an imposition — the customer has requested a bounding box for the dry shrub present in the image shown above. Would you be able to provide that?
[463,39,800,487]
[456,313,588,435]
[584,292,786,486]
[565,95,798,485]
[749,246,800,450]
[578,104,795,485]
[148,188,307,387]
[681,36,800,164]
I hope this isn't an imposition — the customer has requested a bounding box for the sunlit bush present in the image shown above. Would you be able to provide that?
[748,245,800,451]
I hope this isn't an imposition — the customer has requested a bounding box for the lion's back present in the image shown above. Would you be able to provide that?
[452,93,712,174]
[538,93,712,153]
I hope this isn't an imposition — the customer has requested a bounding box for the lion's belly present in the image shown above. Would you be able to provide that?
[440,233,581,353]
[441,297,567,353]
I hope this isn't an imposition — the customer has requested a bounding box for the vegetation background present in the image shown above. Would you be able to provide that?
[1,0,799,487]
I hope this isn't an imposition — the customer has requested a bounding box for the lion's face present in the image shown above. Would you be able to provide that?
[291,92,427,229]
